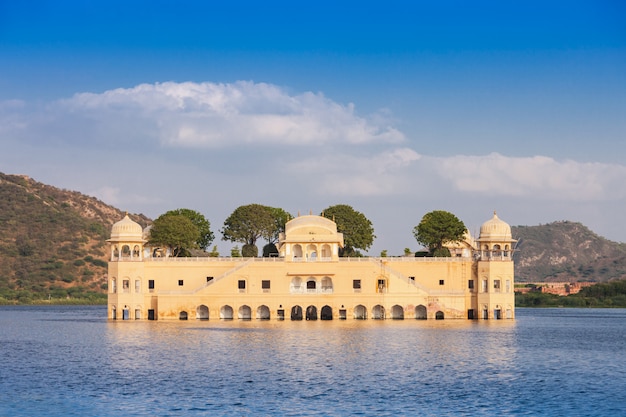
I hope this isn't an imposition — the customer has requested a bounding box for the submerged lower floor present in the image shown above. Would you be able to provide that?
[109,299,514,321]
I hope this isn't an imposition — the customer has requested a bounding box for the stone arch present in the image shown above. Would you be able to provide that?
[321,305,333,320]
[321,244,331,258]
[390,305,404,320]
[290,276,303,293]
[179,311,188,320]
[238,305,252,320]
[306,305,318,320]
[257,305,270,320]
[321,276,333,292]
[291,305,303,320]
[415,305,427,320]
[372,305,385,320]
[220,305,234,320]
[435,311,444,320]
[354,304,367,319]
[196,305,209,320]
[121,245,131,258]
[293,244,303,259]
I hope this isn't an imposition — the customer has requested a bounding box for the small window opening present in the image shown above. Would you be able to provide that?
[178,280,184,286]
[439,279,444,286]
[238,280,246,289]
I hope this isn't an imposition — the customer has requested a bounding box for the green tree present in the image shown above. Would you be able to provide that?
[208,245,219,257]
[163,208,214,250]
[413,210,467,257]
[265,207,293,244]
[321,204,375,257]
[148,214,200,257]
[221,204,275,254]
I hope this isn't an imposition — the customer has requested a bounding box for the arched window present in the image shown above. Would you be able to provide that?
[435,311,444,320]
[372,305,385,320]
[121,245,131,258]
[291,305,303,320]
[306,305,317,320]
[321,244,331,259]
[220,305,234,320]
[293,244,303,259]
[111,278,117,293]
[179,311,188,320]
[354,304,367,319]
[135,279,141,293]
[321,305,333,320]
[306,279,317,292]
[415,305,427,320]
[197,305,209,320]
[290,276,303,293]
[391,305,404,320]
[321,276,333,293]
[257,305,270,320]
[238,305,252,320]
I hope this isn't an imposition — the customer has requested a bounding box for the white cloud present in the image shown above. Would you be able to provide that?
[286,148,422,196]
[436,153,626,200]
[56,81,405,148]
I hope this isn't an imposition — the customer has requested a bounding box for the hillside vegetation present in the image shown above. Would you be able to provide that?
[0,173,149,304]
[512,222,626,282]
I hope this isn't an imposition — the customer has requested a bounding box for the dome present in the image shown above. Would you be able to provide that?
[478,211,513,242]
[109,214,144,241]
[285,215,337,235]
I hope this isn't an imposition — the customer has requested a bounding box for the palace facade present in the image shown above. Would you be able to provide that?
[107,212,516,321]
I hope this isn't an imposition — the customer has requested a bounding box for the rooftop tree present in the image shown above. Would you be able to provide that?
[148,214,201,257]
[321,204,375,257]
[413,210,467,257]
[221,204,276,257]
[162,208,214,250]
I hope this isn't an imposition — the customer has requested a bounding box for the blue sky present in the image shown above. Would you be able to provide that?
[1,0,625,255]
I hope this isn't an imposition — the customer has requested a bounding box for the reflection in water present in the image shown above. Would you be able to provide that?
[1,306,625,416]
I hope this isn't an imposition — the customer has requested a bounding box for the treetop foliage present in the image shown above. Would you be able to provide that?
[321,204,375,256]
[413,210,466,257]
[221,204,292,253]
[162,208,214,250]
[148,214,200,257]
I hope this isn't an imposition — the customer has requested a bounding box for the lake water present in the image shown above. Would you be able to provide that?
[0,306,624,416]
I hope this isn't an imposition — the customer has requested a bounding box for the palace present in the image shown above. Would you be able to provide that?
[107,212,516,321]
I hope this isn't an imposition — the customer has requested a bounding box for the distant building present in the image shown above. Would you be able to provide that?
[107,212,516,321]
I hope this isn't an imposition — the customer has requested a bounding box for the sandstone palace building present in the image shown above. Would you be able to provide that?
[107,212,516,321]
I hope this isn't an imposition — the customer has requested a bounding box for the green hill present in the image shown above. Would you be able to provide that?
[512,222,626,282]
[0,173,149,304]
